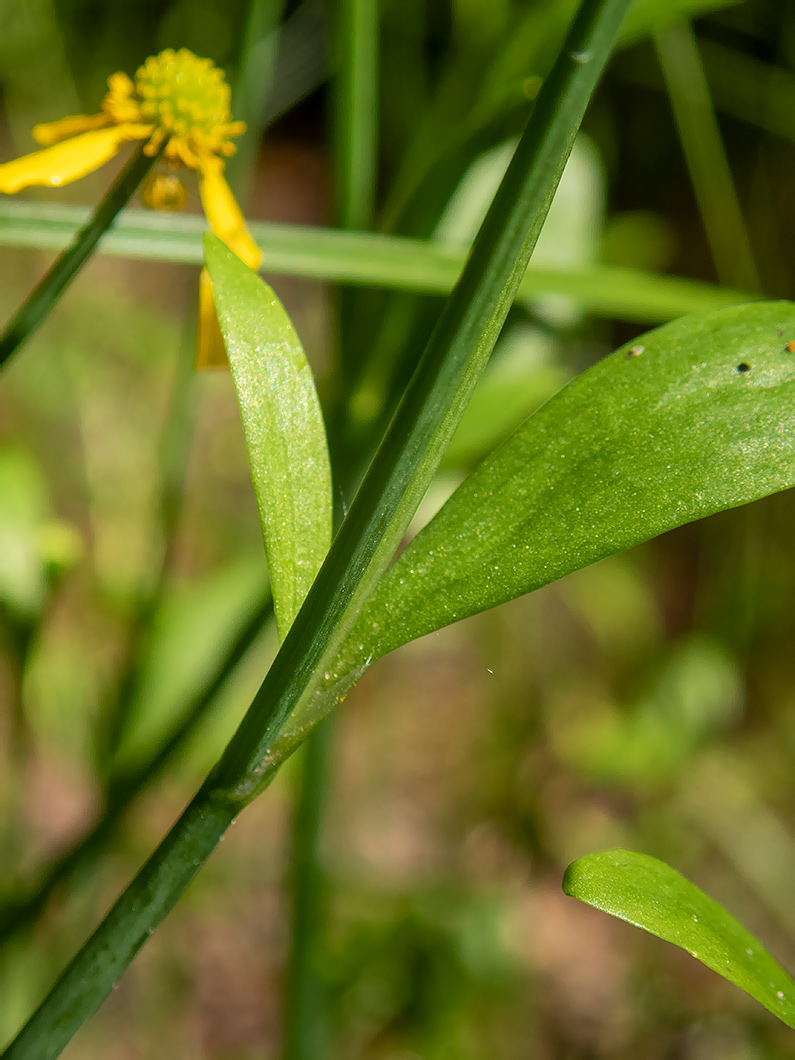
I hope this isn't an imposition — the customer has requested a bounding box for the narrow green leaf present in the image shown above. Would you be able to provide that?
[562,849,795,1029]
[204,235,332,639]
[619,0,741,45]
[0,201,750,324]
[654,19,758,292]
[341,302,795,666]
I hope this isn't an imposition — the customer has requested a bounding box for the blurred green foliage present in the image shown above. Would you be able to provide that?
[1,0,795,1057]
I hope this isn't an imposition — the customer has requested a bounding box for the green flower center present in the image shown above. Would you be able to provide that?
[135,49,233,140]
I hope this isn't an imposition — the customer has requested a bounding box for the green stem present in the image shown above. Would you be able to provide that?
[0,144,158,369]
[654,20,759,293]
[333,0,379,231]
[282,720,332,1060]
[227,0,286,196]
[1,2,630,1054]
[284,0,380,1053]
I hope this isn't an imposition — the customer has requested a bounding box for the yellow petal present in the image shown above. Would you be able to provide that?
[195,267,229,369]
[0,124,152,194]
[198,157,262,270]
[33,112,110,146]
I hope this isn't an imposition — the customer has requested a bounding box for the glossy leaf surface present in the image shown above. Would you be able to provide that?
[348,302,795,663]
[205,235,332,638]
[562,849,795,1028]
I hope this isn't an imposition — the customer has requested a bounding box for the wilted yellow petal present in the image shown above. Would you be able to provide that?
[198,158,261,270]
[33,112,110,146]
[0,124,152,194]
[196,266,229,369]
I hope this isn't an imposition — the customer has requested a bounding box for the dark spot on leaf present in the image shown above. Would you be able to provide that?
[736,362,751,374]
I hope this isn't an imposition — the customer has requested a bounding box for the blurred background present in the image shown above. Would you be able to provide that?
[1,0,795,1056]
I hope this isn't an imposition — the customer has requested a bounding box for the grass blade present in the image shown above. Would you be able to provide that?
[0,201,751,324]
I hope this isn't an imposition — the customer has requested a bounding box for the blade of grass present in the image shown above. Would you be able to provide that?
[333,0,378,231]
[0,201,753,323]
[0,145,159,369]
[618,38,795,147]
[226,0,286,195]
[0,2,632,1053]
[654,19,759,292]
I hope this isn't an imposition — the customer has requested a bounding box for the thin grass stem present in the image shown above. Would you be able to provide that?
[0,144,158,369]
[654,20,760,292]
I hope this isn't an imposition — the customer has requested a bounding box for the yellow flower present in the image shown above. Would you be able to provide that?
[0,48,262,368]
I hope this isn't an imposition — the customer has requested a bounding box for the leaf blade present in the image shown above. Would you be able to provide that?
[562,849,795,1029]
[349,301,795,663]
[204,235,332,638]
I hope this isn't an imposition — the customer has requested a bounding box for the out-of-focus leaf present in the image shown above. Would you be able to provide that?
[618,39,795,146]
[204,234,332,639]
[0,201,752,324]
[436,135,605,326]
[441,324,570,471]
[0,448,51,620]
[562,849,795,1029]
[552,636,742,786]
[111,552,271,776]
[344,302,795,665]
[619,0,741,45]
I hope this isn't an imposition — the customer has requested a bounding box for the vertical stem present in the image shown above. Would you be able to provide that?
[334,0,379,231]
[227,0,287,196]
[654,20,759,293]
[284,0,380,1055]
[282,720,332,1060]
[0,144,158,369]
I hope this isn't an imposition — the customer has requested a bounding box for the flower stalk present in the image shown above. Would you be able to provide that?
[0,143,158,369]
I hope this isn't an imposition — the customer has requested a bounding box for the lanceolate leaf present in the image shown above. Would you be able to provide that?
[204,235,332,639]
[334,301,795,668]
[562,849,795,1029]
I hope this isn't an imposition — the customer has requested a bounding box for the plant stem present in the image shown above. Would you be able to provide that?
[654,20,759,293]
[227,0,286,196]
[333,0,378,232]
[284,0,380,1053]
[282,719,332,1060]
[0,144,158,369]
[1,2,631,1054]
